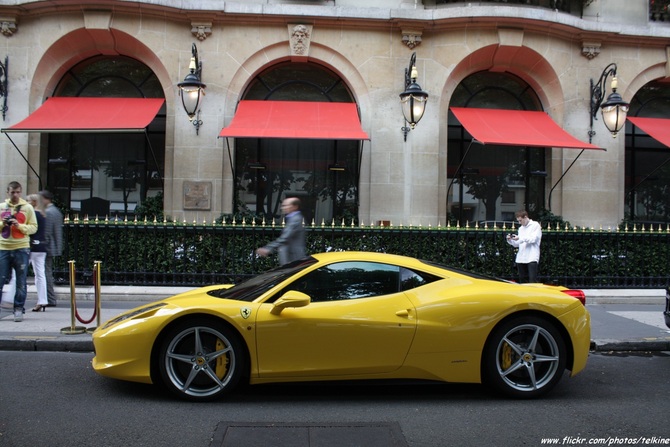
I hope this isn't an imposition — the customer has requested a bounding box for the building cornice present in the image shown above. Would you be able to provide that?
[0,0,668,47]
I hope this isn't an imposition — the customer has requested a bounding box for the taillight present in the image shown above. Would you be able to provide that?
[561,289,586,305]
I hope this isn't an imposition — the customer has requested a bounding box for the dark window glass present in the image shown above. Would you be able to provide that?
[399,267,441,291]
[245,63,353,102]
[282,261,401,302]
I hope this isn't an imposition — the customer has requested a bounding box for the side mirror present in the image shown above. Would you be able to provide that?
[270,290,311,315]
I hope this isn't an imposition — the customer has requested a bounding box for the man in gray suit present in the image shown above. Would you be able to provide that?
[256,197,306,266]
[39,190,64,307]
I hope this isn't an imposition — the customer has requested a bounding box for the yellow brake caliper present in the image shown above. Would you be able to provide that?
[215,339,229,379]
[501,342,513,370]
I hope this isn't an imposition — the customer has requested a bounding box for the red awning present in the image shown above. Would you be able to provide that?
[450,107,601,150]
[218,100,370,140]
[627,117,670,148]
[1,97,165,133]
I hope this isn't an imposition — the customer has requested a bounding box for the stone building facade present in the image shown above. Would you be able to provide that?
[0,0,668,229]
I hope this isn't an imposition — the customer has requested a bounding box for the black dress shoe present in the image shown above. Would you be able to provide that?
[45,303,57,307]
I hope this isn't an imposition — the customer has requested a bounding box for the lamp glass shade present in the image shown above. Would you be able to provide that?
[180,87,202,119]
[178,72,206,119]
[600,91,629,136]
[400,82,428,129]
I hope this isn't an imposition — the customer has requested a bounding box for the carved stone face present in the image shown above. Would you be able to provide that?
[292,25,309,43]
[290,25,311,55]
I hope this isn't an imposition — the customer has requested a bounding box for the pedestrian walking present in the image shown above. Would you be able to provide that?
[27,194,48,312]
[506,210,542,283]
[256,197,306,266]
[0,181,38,321]
[39,190,64,307]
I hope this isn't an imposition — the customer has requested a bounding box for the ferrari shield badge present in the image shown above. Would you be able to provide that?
[240,307,251,319]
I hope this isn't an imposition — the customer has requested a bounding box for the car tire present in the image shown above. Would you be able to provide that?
[482,315,566,398]
[157,319,245,402]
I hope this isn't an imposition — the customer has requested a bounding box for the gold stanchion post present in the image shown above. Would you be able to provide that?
[61,260,86,335]
[86,261,102,333]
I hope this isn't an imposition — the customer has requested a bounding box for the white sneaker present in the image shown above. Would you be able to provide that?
[13,310,23,322]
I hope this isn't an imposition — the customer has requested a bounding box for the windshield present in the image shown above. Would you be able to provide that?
[207,257,318,302]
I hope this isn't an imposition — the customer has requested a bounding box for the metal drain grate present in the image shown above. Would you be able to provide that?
[210,421,408,447]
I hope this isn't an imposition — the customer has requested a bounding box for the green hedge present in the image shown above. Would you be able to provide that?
[57,219,670,289]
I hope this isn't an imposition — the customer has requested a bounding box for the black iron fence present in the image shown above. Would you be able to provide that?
[55,217,670,290]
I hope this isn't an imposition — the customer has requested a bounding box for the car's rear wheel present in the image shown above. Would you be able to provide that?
[482,316,566,398]
[157,319,245,401]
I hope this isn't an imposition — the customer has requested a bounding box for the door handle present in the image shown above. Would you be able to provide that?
[395,309,410,317]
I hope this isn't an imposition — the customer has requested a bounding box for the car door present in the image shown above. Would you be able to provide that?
[255,261,417,378]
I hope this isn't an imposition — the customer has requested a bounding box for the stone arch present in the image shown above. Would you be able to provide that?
[437,43,566,218]
[439,43,564,128]
[221,41,373,221]
[25,26,173,202]
[31,27,172,109]
[224,41,371,129]
[626,63,669,102]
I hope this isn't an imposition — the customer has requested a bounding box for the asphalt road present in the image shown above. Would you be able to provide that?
[0,351,668,447]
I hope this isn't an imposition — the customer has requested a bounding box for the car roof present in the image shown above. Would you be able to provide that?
[310,251,419,264]
[309,251,449,275]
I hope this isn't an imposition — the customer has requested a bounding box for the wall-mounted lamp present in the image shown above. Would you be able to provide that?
[178,43,206,135]
[399,52,428,141]
[0,56,8,121]
[589,63,629,142]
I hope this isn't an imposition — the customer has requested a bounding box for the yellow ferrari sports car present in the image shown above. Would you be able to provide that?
[92,251,590,401]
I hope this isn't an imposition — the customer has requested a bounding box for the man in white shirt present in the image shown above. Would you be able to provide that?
[506,210,542,283]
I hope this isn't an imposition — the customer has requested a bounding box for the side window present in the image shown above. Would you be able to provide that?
[283,262,400,302]
[399,267,441,292]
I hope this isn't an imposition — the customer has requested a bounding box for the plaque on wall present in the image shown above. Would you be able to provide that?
[183,181,211,210]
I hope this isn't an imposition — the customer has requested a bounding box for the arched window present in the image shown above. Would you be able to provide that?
[233,62,360,225]
[47,56,166,217]
[625,80,670,224]
[447,71,546,225]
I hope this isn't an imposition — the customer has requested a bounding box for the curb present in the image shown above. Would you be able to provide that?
[3,336,669,354]
[0,336,93,352]
[590,339,670,352]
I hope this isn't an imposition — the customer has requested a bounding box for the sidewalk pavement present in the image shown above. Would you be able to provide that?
[0,286,669,353]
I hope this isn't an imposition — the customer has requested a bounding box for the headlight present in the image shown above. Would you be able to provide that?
[100,303,168,330]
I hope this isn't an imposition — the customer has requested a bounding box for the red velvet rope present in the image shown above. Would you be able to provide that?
[73,263,100,325]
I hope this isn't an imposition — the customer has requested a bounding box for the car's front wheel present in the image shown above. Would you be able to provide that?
[482,316,566,398]
[157,319,245,401]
